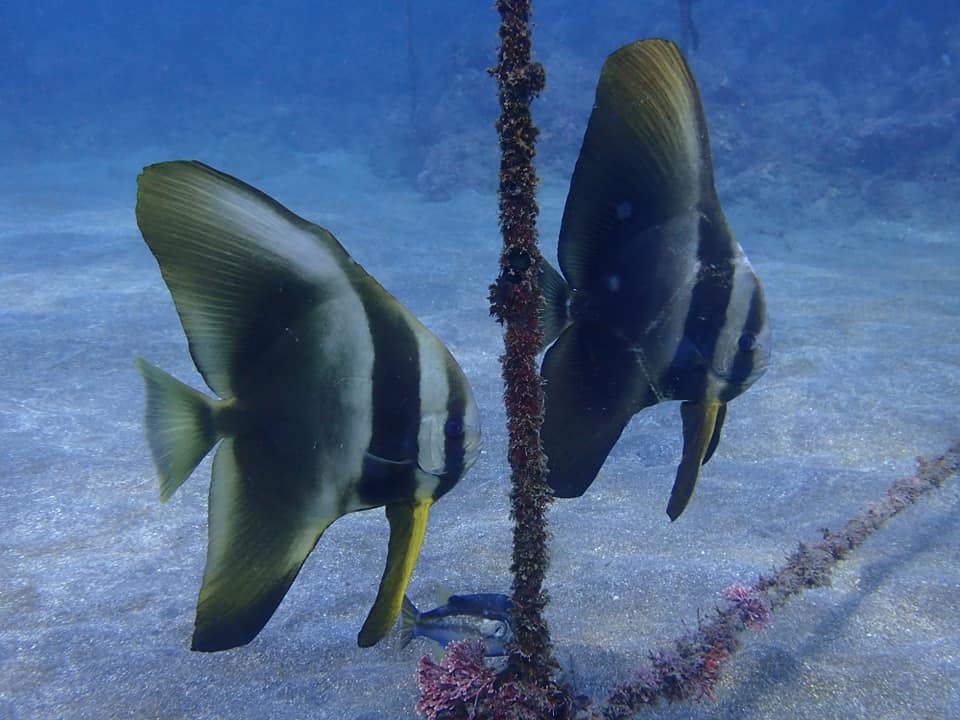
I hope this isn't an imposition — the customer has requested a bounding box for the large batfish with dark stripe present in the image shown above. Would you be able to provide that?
[134,161,481,651]
[538,39,770,520]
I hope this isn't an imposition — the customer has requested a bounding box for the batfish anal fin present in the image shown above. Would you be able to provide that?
[667,400,724,521]
[191,438,333,652]
[541,322,648,497]
[357,498,433,647]
[558,38,720,289]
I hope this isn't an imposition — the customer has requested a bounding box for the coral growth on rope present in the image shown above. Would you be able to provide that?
[486,0,557,690]
[418,440,960,719]
[602,440,960,719]
[416,640,570,720]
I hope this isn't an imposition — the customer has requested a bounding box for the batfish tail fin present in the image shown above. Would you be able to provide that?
[357,499,433,647]
[398,595,420,648]
[135,357,224,501]
[667,400,724,520]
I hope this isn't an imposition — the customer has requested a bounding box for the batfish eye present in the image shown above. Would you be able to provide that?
[737,333,757,352]
[492,621,508,638]
[444,418,465,437]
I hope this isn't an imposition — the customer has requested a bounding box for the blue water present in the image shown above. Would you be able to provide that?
[2,2,958,719]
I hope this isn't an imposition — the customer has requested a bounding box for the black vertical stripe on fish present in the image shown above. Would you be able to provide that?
[664,214,736,400]
[722,283,767,399]
[434,356,468,499]
[227,271,321,392]
[228,272,331,507]
[355,290,422,507]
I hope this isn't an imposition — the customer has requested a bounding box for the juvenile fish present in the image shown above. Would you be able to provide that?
[400,593,512,656]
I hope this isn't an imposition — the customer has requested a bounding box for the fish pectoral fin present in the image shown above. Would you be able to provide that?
[135,357,222,501]
[537,258,571,351]
[191,438,332,652]
[667,401,724,521]
[357,498,433,647]
[362,453,416,483]
[541,323,642,497]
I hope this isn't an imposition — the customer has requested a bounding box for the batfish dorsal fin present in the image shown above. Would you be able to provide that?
[559,38,718,288]
[135,161,358,399]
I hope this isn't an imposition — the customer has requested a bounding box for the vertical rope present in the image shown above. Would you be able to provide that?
[488,0,554,685]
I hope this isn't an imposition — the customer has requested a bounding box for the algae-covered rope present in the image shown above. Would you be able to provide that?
[488,0,555,686]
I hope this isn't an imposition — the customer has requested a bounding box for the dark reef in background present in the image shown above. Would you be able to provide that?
[394,1,959,216]
[0,1,956,216]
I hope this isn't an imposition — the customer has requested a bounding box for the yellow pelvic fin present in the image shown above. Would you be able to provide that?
[357,498,433,647]
[667,400,724,521]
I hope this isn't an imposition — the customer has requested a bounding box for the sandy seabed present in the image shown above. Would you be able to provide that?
[1,149,958,720]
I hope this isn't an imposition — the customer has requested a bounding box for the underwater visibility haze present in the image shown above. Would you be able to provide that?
[1,2,958,719]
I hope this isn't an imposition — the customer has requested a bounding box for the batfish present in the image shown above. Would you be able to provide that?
[134,161,481,651]
[538,39,770,520]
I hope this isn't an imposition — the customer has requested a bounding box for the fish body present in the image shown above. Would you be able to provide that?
[400,593,513,656]
[134,161,481,651]
[539,39,770,520]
